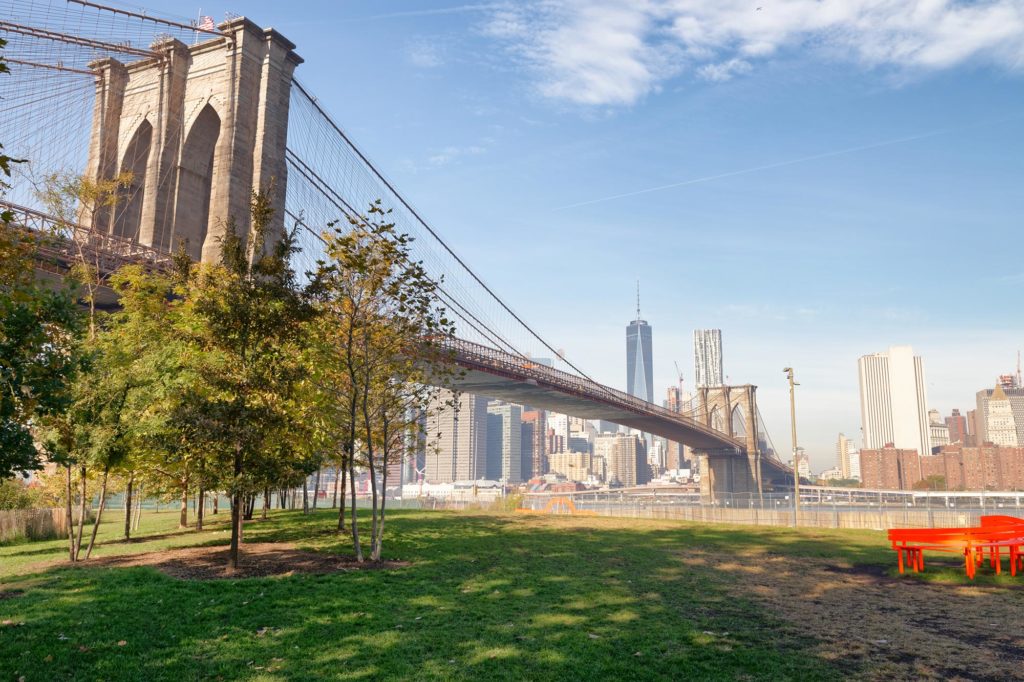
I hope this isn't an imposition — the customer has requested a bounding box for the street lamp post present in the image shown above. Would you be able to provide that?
[783,367,800,527]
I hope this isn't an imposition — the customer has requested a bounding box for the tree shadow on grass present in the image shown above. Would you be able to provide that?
[0,510,855,681]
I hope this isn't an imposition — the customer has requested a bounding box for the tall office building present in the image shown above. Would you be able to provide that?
[946,409,969,445]
[836,433,855,479]
[975,386,1024,446]
[424,390,488,483]
[520,410,547,478]
[694,329,723,388]
[486,401,523,483]
[626,287,654,404]
[985,385,1020,447]
[857,345,930,456]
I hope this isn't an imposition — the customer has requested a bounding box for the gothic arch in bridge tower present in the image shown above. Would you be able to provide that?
[111,119,152,241]
[710,406,724,432]
[173,104,221,261]
[731,405,746,438]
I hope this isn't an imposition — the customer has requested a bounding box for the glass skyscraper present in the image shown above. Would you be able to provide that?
[626,297,653,403]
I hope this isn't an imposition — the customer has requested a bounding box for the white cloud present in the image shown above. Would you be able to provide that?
[484,0,1024,105]
[428,144,488,167]
[409,41,444,68]
[697,57,751,81]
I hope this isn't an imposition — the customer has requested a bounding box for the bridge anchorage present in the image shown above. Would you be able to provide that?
[2,2,791,498]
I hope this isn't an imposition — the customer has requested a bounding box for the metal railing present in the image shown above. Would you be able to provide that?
[4,200,175,279]
[520,487,1024,530]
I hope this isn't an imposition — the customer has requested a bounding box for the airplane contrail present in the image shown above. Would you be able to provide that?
[552,125,979,211]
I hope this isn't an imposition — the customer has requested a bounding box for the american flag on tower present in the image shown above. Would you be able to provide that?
[198,15,215,31]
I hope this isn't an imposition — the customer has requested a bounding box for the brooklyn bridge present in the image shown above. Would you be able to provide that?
[1,1,793,497]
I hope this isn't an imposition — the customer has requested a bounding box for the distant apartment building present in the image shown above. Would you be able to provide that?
[547,412,570,455]
[978,382,1019,446]
[486,401,522,483]
[967,409,981,447]
[836,433,856,479]
[849,450,861,481]
[547,451,593,482]
[857,345,930,456]
[818,467,843,482]
[521,410,546,478]
[424,390,488,483]
[928,409,950,451]
[664,387,692,470]
[858,447,922,490]
[945,409,969,445]
[860,444,1024,491]
[603,432,649,487]
[693,329,723,388]
[794,447,811,479]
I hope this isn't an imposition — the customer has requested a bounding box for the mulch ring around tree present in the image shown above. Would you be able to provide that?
[84,542,408,580]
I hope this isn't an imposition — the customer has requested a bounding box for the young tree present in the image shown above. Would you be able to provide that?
[180,190,314,570]
[312,201,457,561]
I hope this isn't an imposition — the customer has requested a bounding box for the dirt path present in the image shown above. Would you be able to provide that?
[685,549,1024,680]
[83,542,407,580]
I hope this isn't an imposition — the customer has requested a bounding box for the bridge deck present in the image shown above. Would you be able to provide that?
[443,338,744,451]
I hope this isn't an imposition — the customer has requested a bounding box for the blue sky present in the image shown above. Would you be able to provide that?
[148,1,1022,468]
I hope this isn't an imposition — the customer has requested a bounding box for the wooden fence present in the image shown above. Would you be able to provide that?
[0,508,91,543]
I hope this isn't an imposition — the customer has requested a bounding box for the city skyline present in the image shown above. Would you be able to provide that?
[72,0,1024,470]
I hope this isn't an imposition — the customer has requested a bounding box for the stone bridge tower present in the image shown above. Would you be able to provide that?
[81,17,301,262]
[693,384,763,501]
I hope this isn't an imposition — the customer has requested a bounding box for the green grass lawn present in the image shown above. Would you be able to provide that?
[0,508,1020,681]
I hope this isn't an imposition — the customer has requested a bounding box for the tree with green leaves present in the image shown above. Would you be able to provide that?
[312,201,458,561]
[178,189,314,570]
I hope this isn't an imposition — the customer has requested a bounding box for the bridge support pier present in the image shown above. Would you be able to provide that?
[697,449,762,504]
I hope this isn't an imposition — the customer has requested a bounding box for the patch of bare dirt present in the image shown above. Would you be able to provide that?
[685,549,1024,681]
[0,589,24,600]
[85,542,408,580]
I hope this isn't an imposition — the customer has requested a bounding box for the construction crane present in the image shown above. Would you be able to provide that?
[673,361,686,401]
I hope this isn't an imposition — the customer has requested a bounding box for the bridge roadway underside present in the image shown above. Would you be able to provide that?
[453,367,738,451]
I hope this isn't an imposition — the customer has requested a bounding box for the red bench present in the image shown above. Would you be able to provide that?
[888,515,1024,579]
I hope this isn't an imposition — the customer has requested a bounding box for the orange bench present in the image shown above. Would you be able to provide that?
[888,516,1024,579]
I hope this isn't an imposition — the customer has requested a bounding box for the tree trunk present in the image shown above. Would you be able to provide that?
[312,468,321,510]
[212,493,218,515]
[73,465,87,562]
[364,405,378,563]
[349,451,362,561]
[132,483,143,531]
[123,474,134,541]
[179,483,189,528]
[65,464,75,561]
[374,440,390,562]
[196,487,205,531]
[332,465,339,509]
[228,444,243,571]
[262,487,269,520]
[337,453,348,532]
[84,466,110,559]
[302,476,309,514]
